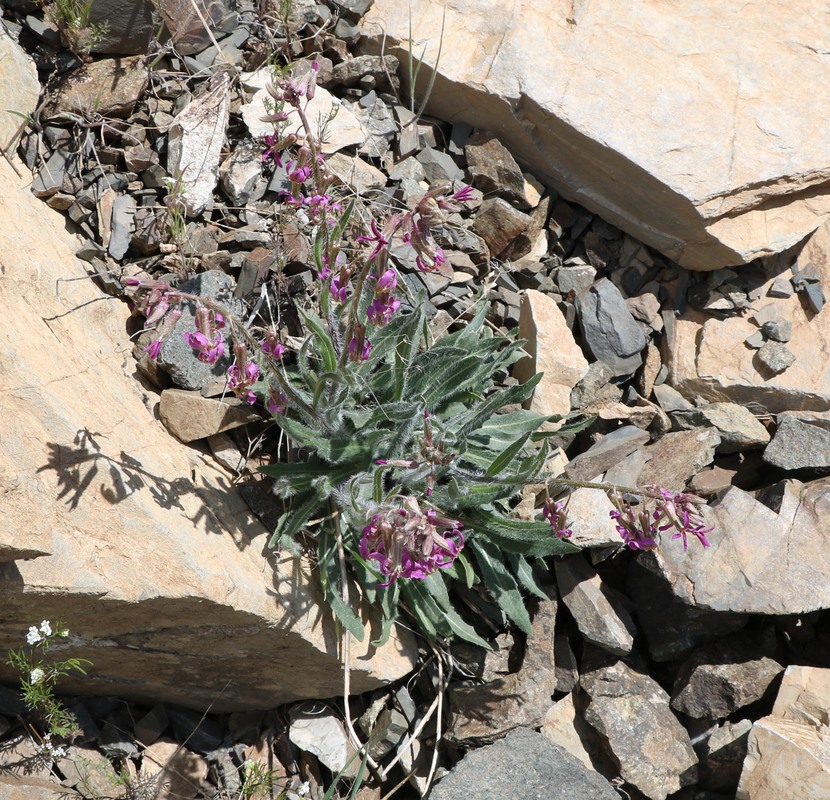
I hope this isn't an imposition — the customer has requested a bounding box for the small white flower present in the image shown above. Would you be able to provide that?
[26,627,42,645]
[39,620,52,637]
[297,781,310,797]
[29,667,45,684]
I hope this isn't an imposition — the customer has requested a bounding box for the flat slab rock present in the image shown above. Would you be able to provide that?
[430,727,619,800]
[644,479,830,615]
[665,220,830,412]
[363,0,830,269]
[581,659,698,800]
[0,157,417,712]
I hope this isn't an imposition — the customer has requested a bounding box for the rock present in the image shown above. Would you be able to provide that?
[700,720,753,792]
[501,193,552,261]
[43,56,149,119]
[31,147,76,198]
[167,73,231,216]
[0,26,39,152]
[447,599,557,745]
[0,157,417,712]
[431,727,619,800]
[159,390,261,442]
[219,141,264,205]
[140,738,209,800]
[735,665,830,799]
[471,198,530,257]
[363,1,830,270]
[465,130,529,208]
[736,717,830,800]
[0,773,68,800]
[763,414,830,472]
[646,480,830,614]
[636,427,721,491]
[415,146,464,183]
[61,745,122,797]
[670,403,769,454]
[134,705,169,746]
[513,289,589,420]
[665,221,830,412]
[541,693,605,772]
[626,557,748,662]
[155,269,242,390]
[561,488,620,549]
[86,0,156,54]
[156,0,235,55]
[289,705,356,775]
[330,54,400,90]
[554,554,636,655]
[581,659,698,799]
[564,425,651,481]
[556,264,597,294]
[575,278,647,377]
[761,318,792,343]
[108,194,137,260]
[670,631,784,720]
[326,152,387,194]
[242,72,365,152]
[756,340,796,376]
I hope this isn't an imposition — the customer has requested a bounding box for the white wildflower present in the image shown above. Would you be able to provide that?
[26,626,42,645]
[29,667,45,684]
[297,781,310,797]
[39,620,52,637]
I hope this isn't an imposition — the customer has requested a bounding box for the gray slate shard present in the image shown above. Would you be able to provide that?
[763,414,830,472]
[575,278,647,376]
[430,727,619,800]
[156,270,243,390]
[109,194,137,260]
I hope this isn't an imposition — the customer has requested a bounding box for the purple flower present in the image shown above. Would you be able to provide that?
[357,218,392,262]
[542,497,573,539]
[330,275,349,303]
[144,339,163,360]
[609,492,659,551]
[649,486,714,551]
[367,297,401,327]
[262,134,284,165]
[261,334,286,359]
[359,498,464,586]
[348,323,372,361]
[266,388,287,414]
[452,185,475,203]
[184,306,225,364]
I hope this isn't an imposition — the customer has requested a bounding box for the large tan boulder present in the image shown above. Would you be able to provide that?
[664,220,830,413]
[362,1,830,270]
[0,27,40,153]
[0,156,417,712]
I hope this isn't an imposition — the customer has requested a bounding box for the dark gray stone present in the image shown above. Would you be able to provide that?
[768,277,794,298]
[575,278,646,376]
[801,281,826,313]
[416,147,464,183]
[756,341,795,375]
[763,414,830,472]
[430,728,618,800]
[108,194,137,259]
[87,0,156,54]
[761,318,792,342]
[31,147,75,197]
[156,270,243,390]
[564,425,650,481]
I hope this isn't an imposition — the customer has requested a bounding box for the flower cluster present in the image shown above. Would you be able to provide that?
[542,497,573,539]
[609,487,713,552]
[359,497,465,586]
[184,306,226,364]
[227,341,260,405]
[26,620,53,645]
